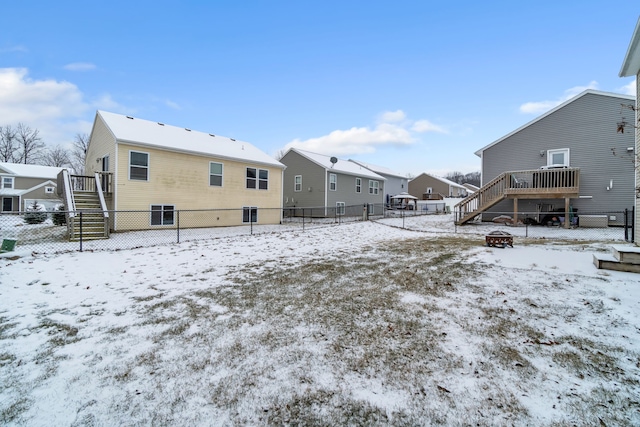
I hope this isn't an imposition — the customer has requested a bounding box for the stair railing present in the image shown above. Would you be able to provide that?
[94,172,110,238]
[58,169,78,239]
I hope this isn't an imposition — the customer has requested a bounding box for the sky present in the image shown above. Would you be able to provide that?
[1,216,639,424]
[1,1,638,177]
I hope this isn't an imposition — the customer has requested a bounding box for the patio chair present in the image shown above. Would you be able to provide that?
[510,174,528,188]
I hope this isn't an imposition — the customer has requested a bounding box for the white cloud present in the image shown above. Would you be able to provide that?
[411,119,447,134]
[282,111,447,156]
[0,45,28,53]
[378,110,406,123]
[0,68,99,147]
[519,81,599,114]
[63,62,97,72]
[165,99,182,110]
[618,79,636,96]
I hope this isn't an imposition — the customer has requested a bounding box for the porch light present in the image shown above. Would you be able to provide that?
[540,150,545,157]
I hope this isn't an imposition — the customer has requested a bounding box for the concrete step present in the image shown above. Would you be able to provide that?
[593,254,640,273]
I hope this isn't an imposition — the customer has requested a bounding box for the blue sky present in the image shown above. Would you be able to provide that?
[1,1,637,177]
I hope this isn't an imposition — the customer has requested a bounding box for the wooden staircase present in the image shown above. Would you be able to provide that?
[593,245,640,273]
[70,191,109,241]
[454,173,509,225]
[454,168,581,225]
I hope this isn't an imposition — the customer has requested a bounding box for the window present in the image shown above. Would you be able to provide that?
[355,177,361,193]
[102,155,110,172]
[151,205,174,226]
[2,177,14,189]
[547,148,570,167]
[336,202,345,216]
[247,168,269,190]
[243,206,258,223]
[130,151,149,181]
[45,186,54,194]
[210,162,223,186]
[294,175,302,192]
[369,180,379,195]
[329,173,337,191]
[259,169,268,190]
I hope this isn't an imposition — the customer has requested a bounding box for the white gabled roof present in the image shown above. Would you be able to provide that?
[474,90,635,157]
[288,148,385,180]
[348,159,405,178]
[0,162,64,179]
[97,111,284,169]
[620,17,640,77]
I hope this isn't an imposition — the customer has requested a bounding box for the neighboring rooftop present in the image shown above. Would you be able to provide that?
[0,162,64,180]
[348,159,405,178]
[286,148,386,180]
[95,111,285,168]
[620,16,640,77]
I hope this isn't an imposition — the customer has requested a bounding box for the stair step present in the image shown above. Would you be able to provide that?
[612,245,640,264]
[593,254,640,273]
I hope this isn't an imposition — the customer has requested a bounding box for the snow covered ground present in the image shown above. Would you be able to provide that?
[1,218,639,425]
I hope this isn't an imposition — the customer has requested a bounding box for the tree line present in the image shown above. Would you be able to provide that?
[0,124,88,174]
[444,171,481,187]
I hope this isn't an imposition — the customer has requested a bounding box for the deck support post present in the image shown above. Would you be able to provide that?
[513,198,518,225]
[564,198,570,229]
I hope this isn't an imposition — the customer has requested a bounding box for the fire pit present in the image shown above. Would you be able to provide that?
[485,230,513,248]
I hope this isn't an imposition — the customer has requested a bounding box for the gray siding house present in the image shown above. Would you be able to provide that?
[470,89,635,225]
[280,148,386,217]
[619,17,640,244]
[0,163,63,212]
[348,160,407,205]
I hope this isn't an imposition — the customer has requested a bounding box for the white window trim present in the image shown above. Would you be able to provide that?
[355,177,361,193]
[329,173,337,191]
[129,150,149,181]
[547,148,570,167]
[209,161,224,187]
[369,180,379,195]
[336,201,345,216]
[246,168,269,190]
[2,176,14,189]
[294,175,302,192]
[242,206,258,223]
[45,186,55,194]
[150,204,174,226]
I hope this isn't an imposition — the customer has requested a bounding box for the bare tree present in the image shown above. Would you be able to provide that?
[15,123,45,164]
[42,144,71,167]
[274,149,286,161]
[463,171,481,187]
[405,173,416,180]
[445,171,465,184]
[0,125,19,162]
[70,133,89,174]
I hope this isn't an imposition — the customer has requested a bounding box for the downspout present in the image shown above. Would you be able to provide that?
[324,169,328,217]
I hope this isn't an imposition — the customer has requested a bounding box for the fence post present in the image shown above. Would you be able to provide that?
[302,208,305,232]
[251,208,253,235]
[177,210,180,243]
[79,211,83,252]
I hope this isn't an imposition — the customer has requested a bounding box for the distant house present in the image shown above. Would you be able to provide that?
[408,173,468,200]
[81,110,285,232]
[620,17,640,244]
[348,160,407,205]
[280,148,386,217]
[0,163,63,212]
[456,90,635,226]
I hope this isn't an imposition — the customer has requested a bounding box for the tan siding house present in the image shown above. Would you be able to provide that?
[0,163,63,212]
[86,111,285,231]
[408,173,468,199]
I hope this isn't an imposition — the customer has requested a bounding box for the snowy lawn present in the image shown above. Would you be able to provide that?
[1,221,639,426]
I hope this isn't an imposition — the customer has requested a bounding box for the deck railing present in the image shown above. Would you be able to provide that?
[454,167,580,224]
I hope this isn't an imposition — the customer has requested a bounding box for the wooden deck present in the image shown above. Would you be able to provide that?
[454,168,580,225]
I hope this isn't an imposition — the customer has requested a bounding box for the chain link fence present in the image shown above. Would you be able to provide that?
[0,205,633,255]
